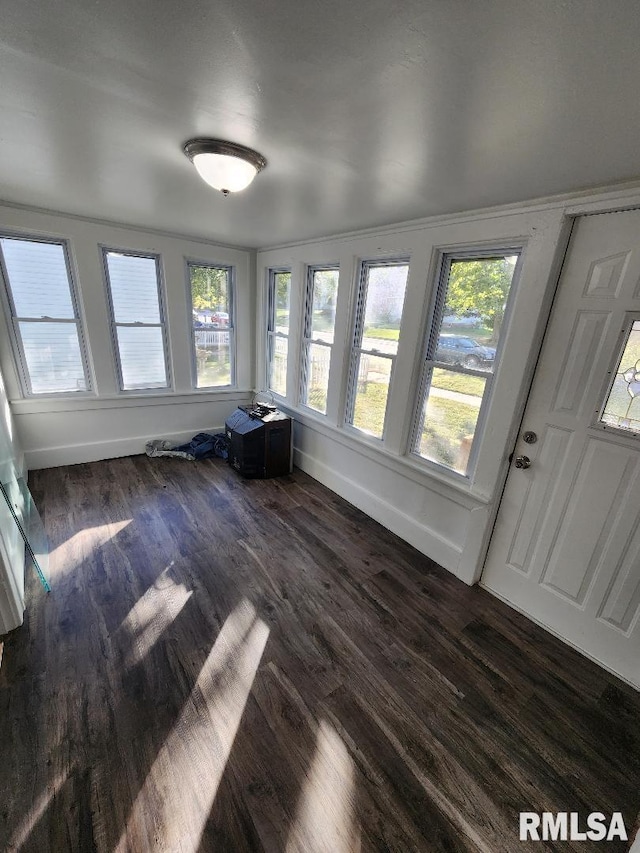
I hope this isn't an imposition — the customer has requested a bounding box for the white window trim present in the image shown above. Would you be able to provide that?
[344,256,409,441]
[299,263,339,413]
[0,233,93,398]
[266,267,291,398]
[409,245,523,480]
[185,258,236,390]
[102,246,172,394]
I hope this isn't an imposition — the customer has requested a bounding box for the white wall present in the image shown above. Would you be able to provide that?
[257,205,572,584]
[0,205,255,468]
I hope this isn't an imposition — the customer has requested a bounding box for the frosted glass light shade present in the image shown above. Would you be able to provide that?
[183,138,267,195]
[192,153,257,193]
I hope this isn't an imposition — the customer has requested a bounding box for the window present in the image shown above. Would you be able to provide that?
[103,249,169,391]
[266,269,291,397]
[187,262,234,388]
[345,259,409,439]
[412,250,520,475]
[599,316,640,435]
[300,266,339,413]
[0,236,91,395]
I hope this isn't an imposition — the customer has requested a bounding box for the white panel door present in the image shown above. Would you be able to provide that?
[482,210,640,689]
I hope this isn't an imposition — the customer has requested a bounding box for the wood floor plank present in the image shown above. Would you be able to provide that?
[0,456,638,852]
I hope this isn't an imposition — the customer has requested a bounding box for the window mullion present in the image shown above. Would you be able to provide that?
[115,322,164,328]
[14,316,79,324]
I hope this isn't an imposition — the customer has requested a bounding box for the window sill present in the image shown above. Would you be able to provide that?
[10,387,252,415]
[276,401,491,509]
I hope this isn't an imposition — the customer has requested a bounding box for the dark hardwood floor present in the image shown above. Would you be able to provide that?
[1,456,639,852]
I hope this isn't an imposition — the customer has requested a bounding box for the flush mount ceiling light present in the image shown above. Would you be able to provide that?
[183,138,267,196]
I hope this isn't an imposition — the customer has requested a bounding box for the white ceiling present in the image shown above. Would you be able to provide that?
[1,0,640,248]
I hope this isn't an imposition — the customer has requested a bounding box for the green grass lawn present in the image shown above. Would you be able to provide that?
[364,327,400,341]
[329,370,481,469]
[432,371,485,396]
[418,395,479,469]
[197,358,231,387]
[364,323,495,345]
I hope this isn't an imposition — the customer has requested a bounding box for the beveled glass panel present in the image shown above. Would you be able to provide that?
[600,320,640,433]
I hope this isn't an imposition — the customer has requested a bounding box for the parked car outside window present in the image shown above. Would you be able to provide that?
[435,334,496,369]
[211,311,230,327]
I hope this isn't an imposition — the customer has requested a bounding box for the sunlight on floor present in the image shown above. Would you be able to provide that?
[48,520,131,577]
[9,771,68,850]
[116,597,269,852]
[120,564,192,668]
[286,719,361,853]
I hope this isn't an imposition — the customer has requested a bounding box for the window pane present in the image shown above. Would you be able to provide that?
[601,320,640,432]
[269,335,288,396]
[310,269,338,343]
[2,238,75,319]
[362,264,408,357]
[305,342,331,413]
[20,322,87,393]
[416,368,486,473]
[190,264,230,329]
[116,326,167,390]
[106,253,161,324]
[274,271,291,334]
[351,354,392,438]
[437,255,518,372]
[193,330,231,388]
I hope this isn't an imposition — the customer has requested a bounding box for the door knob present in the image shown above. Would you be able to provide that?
[514,455,531,469]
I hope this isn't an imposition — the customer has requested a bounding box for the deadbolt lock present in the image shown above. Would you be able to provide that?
[522,431,537,444]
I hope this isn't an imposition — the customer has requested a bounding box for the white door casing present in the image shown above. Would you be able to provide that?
[482,210,640,689]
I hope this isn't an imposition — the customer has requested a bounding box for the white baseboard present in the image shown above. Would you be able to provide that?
[24,426,226,470]
[294,447,467,582]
